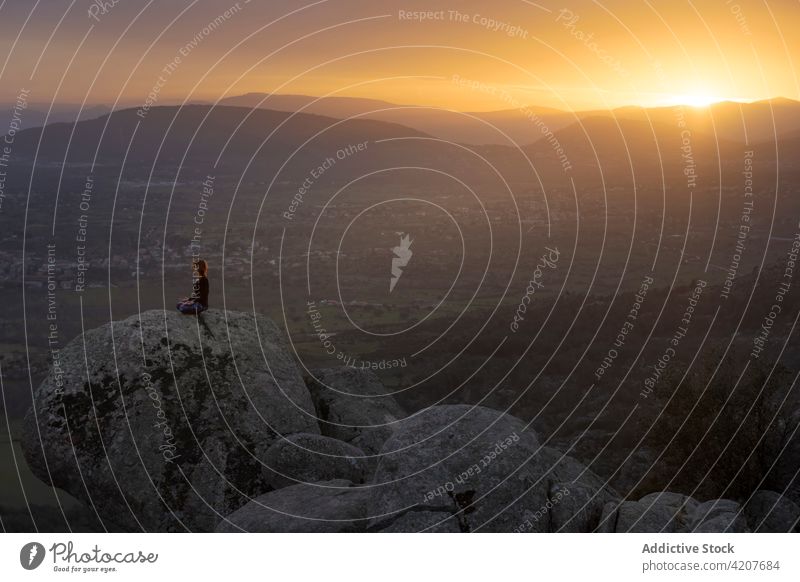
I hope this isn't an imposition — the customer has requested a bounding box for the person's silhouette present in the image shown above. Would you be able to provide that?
[176,259,209,315]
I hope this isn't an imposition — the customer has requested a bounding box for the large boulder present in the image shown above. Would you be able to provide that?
[373,511,461,532]
[216,479,369,533]
[305,368,405,455]
[744,490,800,532]
[599,492,697,532]
[261,433,368,489]
[537,447,619,532]
[367,404,618,532]
[689,499,748,532]
[603,500,683,533]
[22,309,319,531]
[601,492,751,532]
[537,446,618,497]
[692,513,749,532]
[549,481,605,532]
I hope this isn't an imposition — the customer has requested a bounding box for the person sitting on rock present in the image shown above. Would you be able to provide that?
[176,259,209,315]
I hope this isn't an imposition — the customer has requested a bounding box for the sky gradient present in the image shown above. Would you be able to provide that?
[0,0,797,112]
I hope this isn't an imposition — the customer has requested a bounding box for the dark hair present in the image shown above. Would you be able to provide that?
[193,259,208,276]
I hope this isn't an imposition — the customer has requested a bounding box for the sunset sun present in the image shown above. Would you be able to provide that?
[668,92,722,108]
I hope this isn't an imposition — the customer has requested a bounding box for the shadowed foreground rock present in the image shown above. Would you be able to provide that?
[22,309,319,532]
[261,433,368,489]
[367,405,619,532]
[213,405,621,532]
[597,492,780,532]
[216,480,369,533]
[22,310,798,533]
[305,367,405,455]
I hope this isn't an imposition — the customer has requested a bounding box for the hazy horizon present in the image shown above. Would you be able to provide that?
[1,0,798,112]
[3,91,798,118]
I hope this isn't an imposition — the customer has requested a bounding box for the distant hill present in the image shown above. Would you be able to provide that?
[213,93,800,147]
[8,95,799,149]
[527,114,742,167]
[6,104,427,168]
[608,98,800,144]
[0,103,110,134]
[217,92,577,146]
[5,101,797,195]
[218,93,400,119]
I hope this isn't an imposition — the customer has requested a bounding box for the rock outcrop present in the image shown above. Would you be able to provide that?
[261,433,367,489]
[23,309,795,533]
[22,309,319,531]
[549,481,607,532]
[213,405,620,533]
[216,479,369,533]
[367,405,618,532]
[600,493,750,532]
[305,367,405,455]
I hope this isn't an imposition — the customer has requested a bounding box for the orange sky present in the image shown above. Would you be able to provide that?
[0,0,797,111]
